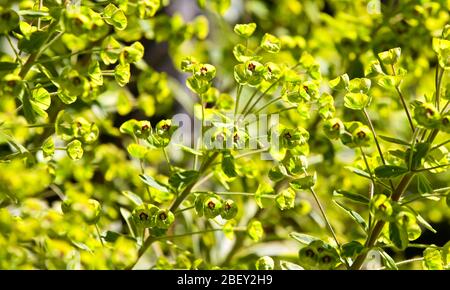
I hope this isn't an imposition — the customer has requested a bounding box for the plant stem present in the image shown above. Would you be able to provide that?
[95,224,104,247]
[362,108,395,191]
[250,96,282,116]
[243,78,281,116]
[133,152,218,265]
[240,88,259,116]
[350,172,415,269]
[399,193,448,205]
[360,148,375,228]
[308,186,340,248]
[376,257,424,270]
[5,34,21,64]
[162,147,173,173]
[435,65,444,110]
[430,139,450,152]
[38,0,43,30]
[234,84,243,118]
[174,206,195,215]
[391,64,415,132]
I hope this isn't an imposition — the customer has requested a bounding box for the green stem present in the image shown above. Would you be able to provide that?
[174,206,195,215]
[412,163,450,172]
[350,172,415,269]
[162,147,173,173]
[240,88,259,116]
[250,96,282,117]
[376,257,424,270]
[399,193,448,205]
[5,34,21,64]
[435,65,444,110]
[95,224,104,247]
[133,152,218,265]
[430,138,450,152]
[234,85,243,118]
[362,108,395,191]
[391,64,415,132]
[243,78,281,116]
[308,187,340,247]
[360,148,375,229]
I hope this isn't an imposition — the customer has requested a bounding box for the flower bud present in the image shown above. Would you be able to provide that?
[132,203,159,228]
[369,194,393,221]
[323,118,344,140]
[203,195,223,219]
[351,125,373,147]
[255,256,274,270]
[194,64,216,81]
[439,114,450,133]
[414,103,441,129]
[221,199,238,219]
[154,209,175,229]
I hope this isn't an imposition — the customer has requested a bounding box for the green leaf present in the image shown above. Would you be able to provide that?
[341,241,364,258]
[333,201,367,231]
[174,144,203,156]
[289,232,319,245]
[0,9,19,34]
[432,38,450,70]
[139,174,170,193]
[103,231,123,243]
[255,256,274,270]
[279,260,304,270]
[416,174,433,195]
[42,137,55,157]
[30,88,51,118]
[416,213,437,234]
[348,78,371,93]
[260,33,281,53]
[221,151,237,178]
[379,135,410,146]
[121,42,144,64]
[389,222,408,250]
[186,75,210,94]
[329,73,349,90]
[247,220,264,242]
[410,142,430,170]
[0,62,18,72]
[378,248,398,270]
[423,247,443,270]
[255,182,274,209]
[66,140,83,160]
[378,47,401,66]
[88,60,103,86]
[121,191,143,206]
[127,143,148,159]
[119,207,136,238]
[57,91,77,105]
[374,165,408,178]
[333,190,369,204]
[233,44,255,63]
[275,187,296,210]
[101,36,121,65]
[233,23,256,38]
[18,31,48,53]
[114,63,131,87]
[344,92,371,110]
[345,166,371,179]
[168,170,199,191]
[104,4,127,31]
[290,174,316,190]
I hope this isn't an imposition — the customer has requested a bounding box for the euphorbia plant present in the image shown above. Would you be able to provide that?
[1,0,450,271]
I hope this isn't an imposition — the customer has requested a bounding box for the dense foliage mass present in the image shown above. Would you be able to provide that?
[1,0,450,270]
